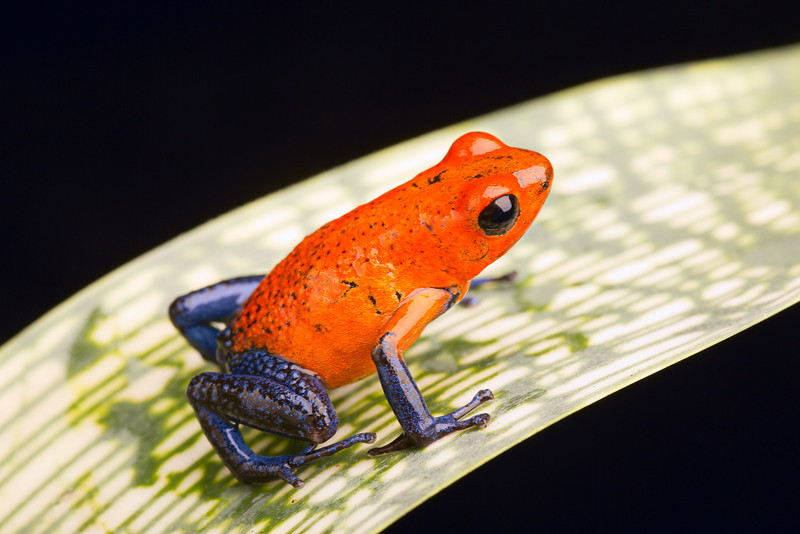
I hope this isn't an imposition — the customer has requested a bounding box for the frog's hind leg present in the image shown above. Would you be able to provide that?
[187,350,375,487]
[169,275,264,362]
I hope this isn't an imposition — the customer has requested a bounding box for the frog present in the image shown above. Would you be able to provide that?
[169,131,553,488]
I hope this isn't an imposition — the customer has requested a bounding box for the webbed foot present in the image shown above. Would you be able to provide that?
[368,389,494,457]
[243,432,377,488]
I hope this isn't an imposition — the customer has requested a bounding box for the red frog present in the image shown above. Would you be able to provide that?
[169,132,553,487]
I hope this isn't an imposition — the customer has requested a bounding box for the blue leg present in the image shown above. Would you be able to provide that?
[169,275,264,362]
[187,351,375,486]
[460,271,518,307]
[368,333,493,456]
[367,286,495,457]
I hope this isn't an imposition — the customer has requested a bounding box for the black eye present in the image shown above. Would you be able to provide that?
[478,194,519,236]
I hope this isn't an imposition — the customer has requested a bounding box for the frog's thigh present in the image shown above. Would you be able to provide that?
[188,366,338,444]
[169,275,265,361]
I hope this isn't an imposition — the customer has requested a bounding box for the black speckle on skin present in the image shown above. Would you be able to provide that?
[422,222,434,232]
[428,172,444,185]
[412,183,420,188]
[394,291,403,301]
[341,280,358,299]
[368,294,382,315]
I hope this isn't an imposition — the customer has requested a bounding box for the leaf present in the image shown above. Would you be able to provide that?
[1,44,799,534]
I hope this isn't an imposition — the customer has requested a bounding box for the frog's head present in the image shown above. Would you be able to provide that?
[425,131,553,278]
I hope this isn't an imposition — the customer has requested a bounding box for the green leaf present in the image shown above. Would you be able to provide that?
[2,44,799,533]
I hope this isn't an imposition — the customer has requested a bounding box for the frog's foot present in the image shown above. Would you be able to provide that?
[368,389,494,457]
[233,432,377,488]
[470,271,518,287]
[289,432,377,469]
[273,432,377,488]
[461,271,518,307]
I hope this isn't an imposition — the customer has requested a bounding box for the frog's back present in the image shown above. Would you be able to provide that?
[225,198,453,388]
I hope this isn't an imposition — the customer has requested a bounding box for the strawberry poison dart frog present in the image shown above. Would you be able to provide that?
[169,132,553,488]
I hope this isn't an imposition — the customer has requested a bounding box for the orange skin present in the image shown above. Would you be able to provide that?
[227,132,553,389]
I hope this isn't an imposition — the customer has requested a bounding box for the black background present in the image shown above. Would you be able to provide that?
[3,3,798,531]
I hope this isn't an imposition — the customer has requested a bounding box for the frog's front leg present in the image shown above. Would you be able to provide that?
[169,275,264,362]
[460,271,518,307]
[188,350,375,487]
[368,287,494,457]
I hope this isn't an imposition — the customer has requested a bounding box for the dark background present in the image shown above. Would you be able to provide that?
[3,3,798,531]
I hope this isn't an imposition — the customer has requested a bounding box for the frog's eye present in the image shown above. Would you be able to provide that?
[478,194,519,236]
